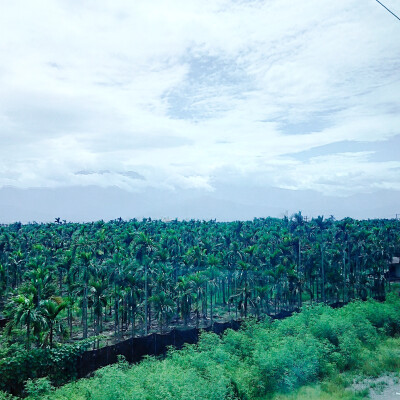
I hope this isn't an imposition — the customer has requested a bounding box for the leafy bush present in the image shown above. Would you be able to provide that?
[7,296,400,400]
[24,378,53,399]
[0,339,95,395]
[0,391,15,400]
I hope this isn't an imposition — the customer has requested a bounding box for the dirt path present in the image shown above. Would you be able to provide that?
[353,374,400,399]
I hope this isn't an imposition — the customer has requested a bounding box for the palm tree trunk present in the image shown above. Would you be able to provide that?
[26,318,31,350]
[298,240,302,307]
[234,277,238,319]
[50,323,53,348]
[244,270,248,318]
[196,290,200,328]
[210,285,213,324]
[222,278,226,305]
[321,245,325,303]
[131,290,135,338]
[5,263,9,295]
[83,284,88,339]
[68,306,73,338]
[114,286,119,337]
[343,250,346,303]
[145,264,148,335]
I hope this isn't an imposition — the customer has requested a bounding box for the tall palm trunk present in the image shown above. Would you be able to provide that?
[244,270,248,318]
[145,264,148,335]
[83,283,88,339]
[210,284,213,324]
[49,322,54,347]
[5,263,9,295]
[321,244,325,303]
[343,250,346,303]
[131,290,135,338]
[26,318,31,350]
[298,240,302,307]
[114,285,119,337]
[68,306,72,338]
[234,277,238,319]
[222,278,226,305]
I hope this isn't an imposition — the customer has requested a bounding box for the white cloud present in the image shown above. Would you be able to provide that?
[268,152,400,195]
[0,0,399,197]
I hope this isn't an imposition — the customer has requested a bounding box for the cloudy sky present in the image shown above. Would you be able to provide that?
[1,0,400,222]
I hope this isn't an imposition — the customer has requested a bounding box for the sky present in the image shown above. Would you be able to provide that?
[0,0,400,222]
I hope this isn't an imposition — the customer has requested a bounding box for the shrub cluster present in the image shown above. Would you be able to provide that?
[0,339,94,395]
[4,295,400,400]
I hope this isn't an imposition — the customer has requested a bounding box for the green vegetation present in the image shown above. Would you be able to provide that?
[0,337,95,394]
[4,294,398,400]
[1,215,398,343]
[0,215,399,396]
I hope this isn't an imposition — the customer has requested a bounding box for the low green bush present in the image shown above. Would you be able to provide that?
[24,378,53,400]
[7,296,400,399]
[0,339,95,395]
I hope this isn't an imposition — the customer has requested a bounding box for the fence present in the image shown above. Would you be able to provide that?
[0,296,386,394]
[76,319,243,377]
[76,299,385,378]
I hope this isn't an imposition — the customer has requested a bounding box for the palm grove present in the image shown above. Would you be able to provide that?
[0,214,399,350]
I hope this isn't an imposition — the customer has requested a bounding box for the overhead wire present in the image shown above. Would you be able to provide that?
[375,0,400,22]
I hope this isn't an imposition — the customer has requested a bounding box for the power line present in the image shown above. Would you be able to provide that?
[375,0,400,22]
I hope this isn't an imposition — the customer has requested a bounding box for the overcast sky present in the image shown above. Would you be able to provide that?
[1,0,400,222]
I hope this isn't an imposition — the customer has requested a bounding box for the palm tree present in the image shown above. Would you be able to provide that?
[149,291,174,333]
[0,263,7,306]
[56,250,74,294]
[89,280,108,336]
[189,273,206,328]
[205,256,219,324]
[108,252,124,338]
[134,233,158,334]
[6,294,45,349]
[40,298,67,347]
[176,276,192,326]
[65,272,79,338]
[125,270,142,337]
[9,249,25,289]
[313,216,328,303]
[25,258,52,308]
[77,251,93,339]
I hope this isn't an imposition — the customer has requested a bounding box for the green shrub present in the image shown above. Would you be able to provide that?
[14,296,400,400]
[0,391,15,400]
[25,378,53,399]
[0,339,95,394]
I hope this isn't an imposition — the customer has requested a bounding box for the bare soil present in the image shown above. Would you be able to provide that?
[352,373,400,399]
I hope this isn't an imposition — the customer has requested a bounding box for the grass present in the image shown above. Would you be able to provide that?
[269,384,368,400]
[268,336,400,400]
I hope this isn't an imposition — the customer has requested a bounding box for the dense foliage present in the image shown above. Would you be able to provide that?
[0,214,399,351]
[0,338,94,395]
[10,294,400,400]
